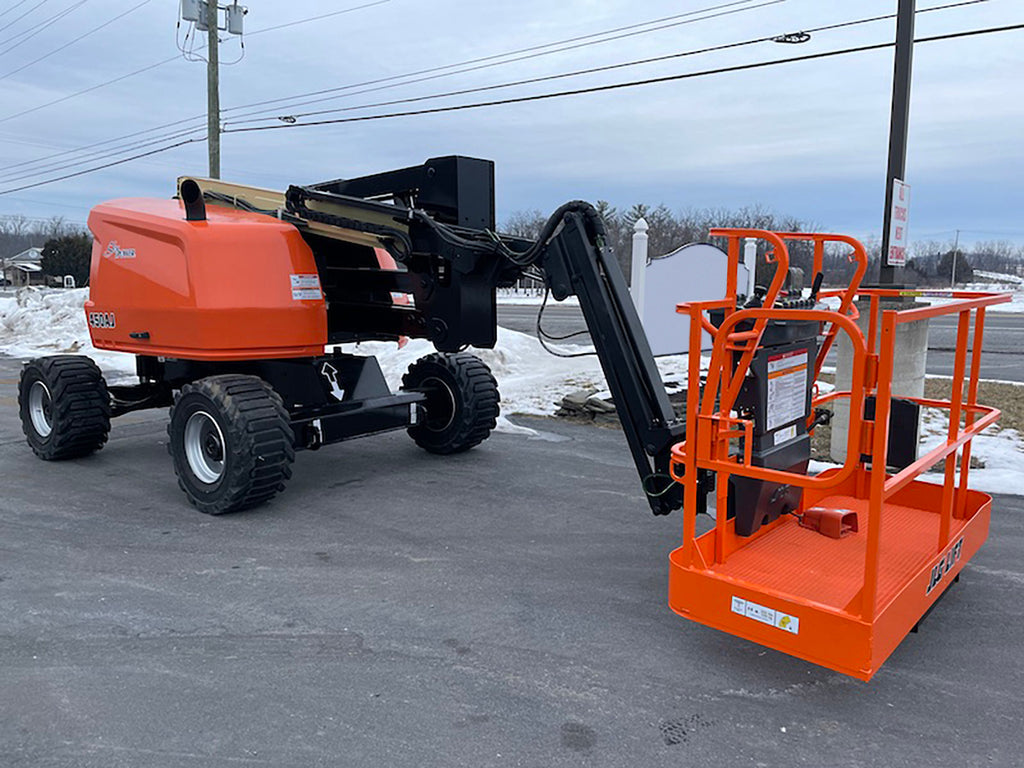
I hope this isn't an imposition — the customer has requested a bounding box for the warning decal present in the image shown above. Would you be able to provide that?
[766,350,808,431]
[731,596,800,635]
[290,273,322,301]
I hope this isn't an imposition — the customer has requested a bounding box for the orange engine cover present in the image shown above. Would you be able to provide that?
[86,198,327,360]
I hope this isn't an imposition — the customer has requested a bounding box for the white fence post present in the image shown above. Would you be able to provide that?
[743,238,757,298]
[630,217,649,316]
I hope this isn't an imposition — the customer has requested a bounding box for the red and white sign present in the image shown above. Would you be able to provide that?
[887,179,911,267]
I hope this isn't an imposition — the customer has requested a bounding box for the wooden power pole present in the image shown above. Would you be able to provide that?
[206,0,221,179]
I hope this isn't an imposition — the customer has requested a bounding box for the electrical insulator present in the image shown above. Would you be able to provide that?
[227,3,247,35]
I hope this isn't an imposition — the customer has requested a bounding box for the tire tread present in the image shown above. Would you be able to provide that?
[18,355,110,460]
[402,352,499,455]
[168,374,294,515]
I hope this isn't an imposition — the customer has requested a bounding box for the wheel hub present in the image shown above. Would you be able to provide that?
[184,411,226,484]
[28,380,53,438]
[420,376,457,432]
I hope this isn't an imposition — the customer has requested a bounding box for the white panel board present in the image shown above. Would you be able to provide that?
[641,243,744,356]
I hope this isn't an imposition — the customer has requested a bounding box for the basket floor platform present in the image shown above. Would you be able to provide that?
[668,477,992,681]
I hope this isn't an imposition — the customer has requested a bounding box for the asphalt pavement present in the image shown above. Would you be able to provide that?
[499,303,1024,382]
[1,355,1023,767]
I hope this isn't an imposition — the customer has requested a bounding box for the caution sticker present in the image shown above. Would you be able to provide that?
[773,424,797,446]
[731,596,800,635]
[290,273,322,301]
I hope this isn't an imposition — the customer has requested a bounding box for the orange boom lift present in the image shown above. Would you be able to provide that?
[16,157,1007,680]
[669,228,1008,680]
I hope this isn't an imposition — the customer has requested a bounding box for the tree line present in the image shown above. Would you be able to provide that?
[4,207,1022,292]
[503,204,1024,288]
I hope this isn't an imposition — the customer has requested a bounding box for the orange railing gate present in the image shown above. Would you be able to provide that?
[666,228,1009,680]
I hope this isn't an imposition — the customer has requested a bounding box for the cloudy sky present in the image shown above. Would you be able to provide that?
[0,0,1020,248]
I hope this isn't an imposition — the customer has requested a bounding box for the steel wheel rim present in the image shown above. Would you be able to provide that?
[28,380,53,438]
[184,411,226,484]
[420,376,457,432]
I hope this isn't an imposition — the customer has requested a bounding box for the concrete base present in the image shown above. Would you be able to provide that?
[830,298,929,463]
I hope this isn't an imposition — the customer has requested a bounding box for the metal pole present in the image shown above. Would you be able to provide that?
[878,0,915,285]
[206,0,220,179]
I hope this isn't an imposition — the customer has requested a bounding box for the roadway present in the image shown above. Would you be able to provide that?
[0,356,1022,767]
[498,303,1024,381]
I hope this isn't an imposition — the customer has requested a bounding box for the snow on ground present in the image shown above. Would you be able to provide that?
[2,287,1020,495]
[917,407,1024,497]
[344,331,608,426]
[810,387,1024,497]
[341,332,693,434]
[494,289,579,306]
[0,288,137,380]
[819,286,1024,313]
[918,283,1024,313]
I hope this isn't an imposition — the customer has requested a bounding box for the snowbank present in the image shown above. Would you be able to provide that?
[920,284,1024,313]
[918,408,1024,497]
[495,290,579,306]
[0,288,136,380]
[973,270,1023,285]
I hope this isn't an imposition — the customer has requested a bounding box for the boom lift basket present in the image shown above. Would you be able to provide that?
[667,228,1009,680]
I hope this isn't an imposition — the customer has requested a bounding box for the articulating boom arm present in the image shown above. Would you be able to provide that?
[529,203,686,515]
[281,180,685,514]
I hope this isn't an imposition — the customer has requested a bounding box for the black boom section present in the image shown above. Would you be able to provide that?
[535,208,685,515]
[311,155,495,230]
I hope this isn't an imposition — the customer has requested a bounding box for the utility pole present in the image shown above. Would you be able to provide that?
[206,0,220,179]
[180,2,246,180]
[879,0,916,285]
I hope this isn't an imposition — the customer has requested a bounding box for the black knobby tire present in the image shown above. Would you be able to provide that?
[18,355,111,460]
[402,352,499,454]
[167,375,295,515]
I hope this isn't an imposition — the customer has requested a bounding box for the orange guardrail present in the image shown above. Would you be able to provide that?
[665,228,1011,678]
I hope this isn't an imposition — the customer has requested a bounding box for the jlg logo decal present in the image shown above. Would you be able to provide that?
[103,240,137,259]
[926,537,964,595]
[88,312,116,329]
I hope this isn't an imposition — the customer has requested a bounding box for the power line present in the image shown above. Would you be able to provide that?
[2,22,1019,196]
[0,0,773,176]
[225,0,766,117]
[221,25,1024,135]
[246,0,391,36]
[0,54,179,126]
[0,1,34,22]
[0,1,779,183]
[225,0,992,128]
[0,0,990,183]
[0,0,85,56]
[0,0,155,80]
[0,0,390,126]
[0,125,207,184]
[0,136,203,195]
[220,0,785,127]
[0,0,48,35]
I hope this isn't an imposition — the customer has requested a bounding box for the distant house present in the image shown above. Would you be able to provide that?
[2,246,46,287]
